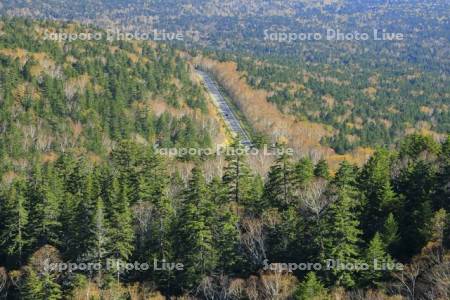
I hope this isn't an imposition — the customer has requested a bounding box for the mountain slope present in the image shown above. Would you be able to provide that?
[0,18,222,173]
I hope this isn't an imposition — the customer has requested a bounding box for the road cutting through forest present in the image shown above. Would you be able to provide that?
[196,69,252,147]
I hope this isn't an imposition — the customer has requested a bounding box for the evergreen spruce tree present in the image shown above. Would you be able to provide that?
[265,207,302,262]
[395,135,439,259]
[88,197,109,282]
[135,149,176,289]
[146,193,176,293]
[41,273,63,300]
[314,159,330,179]
[0,180,29,267]
[138,149,169,204]
[22,267,44,300]
[209,176,227,204]
[294,158,314,188]
[381,213,399,254]
[22,268,62,300]
[263,151,295,209]
[28,165,62,248]
[321,161,362,288]
[110,140,141,203]
[359,149,398,241]
[222,140,255,208]
[249,175,264,214]
[361,232,393,287]
[105,177,134,261]
[294,272,328,300]
[175,167,218,291]
[70,172,97,261]
[214,205,244,274]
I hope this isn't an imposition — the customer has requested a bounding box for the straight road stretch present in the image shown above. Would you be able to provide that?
[196,69,252,147]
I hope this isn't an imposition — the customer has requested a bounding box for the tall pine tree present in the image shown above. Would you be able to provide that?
[321,161,362,288]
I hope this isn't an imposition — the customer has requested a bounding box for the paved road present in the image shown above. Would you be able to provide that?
[196,69,252,147]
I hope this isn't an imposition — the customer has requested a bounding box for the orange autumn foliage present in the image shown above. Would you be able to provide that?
[194,57,372,169]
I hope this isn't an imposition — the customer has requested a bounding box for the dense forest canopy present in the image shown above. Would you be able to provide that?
[0,1,449,299]
[3,0,448,153]
[0,18,217,172]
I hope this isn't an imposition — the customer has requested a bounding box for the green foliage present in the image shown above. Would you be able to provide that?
[175,167,218,290]
[294,272,328,300]
[223,141,259,209]
[400,134,441,158]
[0,133,448,297]
[105,178,134,260]
[294,158,314,188]
[0,18,214,165]
[381,213,400,254]
[0,17,449,299]
[321,162,362,288]
[263,151,295,209]
[314,159,330,179]
[235,48,449,153]
[360,233,393,287]
[359,149,398,241]
[0,180,29,267]
[22,268,62,300]
[27,165,63,249]
[394,135,440,259]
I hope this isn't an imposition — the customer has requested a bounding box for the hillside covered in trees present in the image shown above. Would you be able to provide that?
[0,12,449,300]
[2,0,449,154]
[1,113,450,298]
[0,18,219,171]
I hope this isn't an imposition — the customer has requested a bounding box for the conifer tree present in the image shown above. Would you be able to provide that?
[381,213,399,253]
[69,172,98,261]
[0,180,29,267]
[22,267,44,300]
[294,158,314,188]
[265,207,302,262]
[22,268,62,300]
[145,193,176,292]
[263,151,295,209]
[314,159,330,179]
[110,140,141,203]
[138,149,169,204]
[294,272,328,300]
[359,149,398,241]
[222,140,255,207]
[105,178,134,260]
[214,205,243,274]
[209,176,227,204]
[395,135,439,259]
[28,165,63,248]
[361,232,393,287]
[175,167,218,290]
[88,197,109,282]
[321,161,362,288]
[40,273,62,300]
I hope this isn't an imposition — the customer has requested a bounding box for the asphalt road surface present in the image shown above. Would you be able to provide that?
[196,69,252,147]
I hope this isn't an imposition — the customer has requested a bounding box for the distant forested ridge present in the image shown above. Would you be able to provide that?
[2,0,449,154]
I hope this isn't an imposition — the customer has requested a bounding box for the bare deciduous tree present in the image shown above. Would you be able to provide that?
[259,272,297,300]
[297,178,329,218]
[240,218,267,265]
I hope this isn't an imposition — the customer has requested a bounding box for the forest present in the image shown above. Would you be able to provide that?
[0,17,449,300]
[2,0,449,154]
[1,129,450,299]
